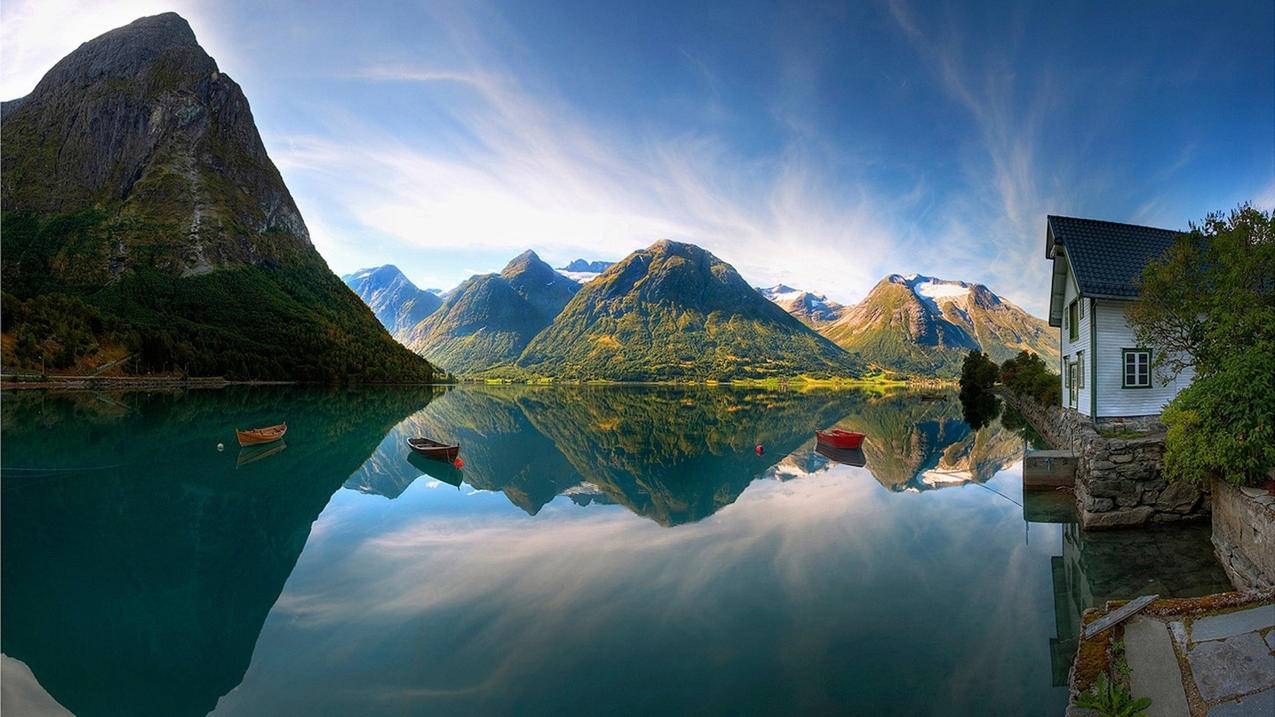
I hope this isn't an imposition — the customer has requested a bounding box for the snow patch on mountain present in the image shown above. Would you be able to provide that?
[757,284,843,324]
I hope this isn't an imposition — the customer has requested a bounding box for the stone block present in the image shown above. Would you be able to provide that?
[1111,453,1134,464]
[1156,481,1202,514]
[1083,505,1154,529]
[1186,632,1275,703]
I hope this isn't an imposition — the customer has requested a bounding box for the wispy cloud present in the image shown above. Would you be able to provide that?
[274,49,912,306]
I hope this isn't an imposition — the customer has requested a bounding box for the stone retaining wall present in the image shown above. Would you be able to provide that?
[1211,478,1275,591]
[1000,390,1209,529]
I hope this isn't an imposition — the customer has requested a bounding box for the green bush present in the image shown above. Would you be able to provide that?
[1160,342,1275,486]
[1000,350,1061,406]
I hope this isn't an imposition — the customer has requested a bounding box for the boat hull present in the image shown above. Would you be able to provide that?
[407,438,460,462]
[815,429,865,450]
[236,423,287,447]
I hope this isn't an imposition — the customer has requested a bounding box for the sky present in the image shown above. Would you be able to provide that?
[2,1,1272,315]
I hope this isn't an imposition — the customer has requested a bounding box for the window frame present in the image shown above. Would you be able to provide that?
[1068,300,1079,342]
[1121,348,1152,389]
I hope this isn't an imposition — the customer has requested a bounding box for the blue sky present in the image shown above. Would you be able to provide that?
[3,1,1272,314]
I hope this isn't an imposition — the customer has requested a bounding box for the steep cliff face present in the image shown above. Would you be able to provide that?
[0,13,435,381]
[2,12,309,275]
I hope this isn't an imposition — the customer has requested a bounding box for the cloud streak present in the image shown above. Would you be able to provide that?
[274,53,915,306]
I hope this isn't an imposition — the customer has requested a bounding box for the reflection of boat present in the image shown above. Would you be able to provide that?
[236,441,287,468]
[236,423,287,447]
[406,451,463,488]
[815,429,865,449]
[407,437,460,462]
[815,444,867,467]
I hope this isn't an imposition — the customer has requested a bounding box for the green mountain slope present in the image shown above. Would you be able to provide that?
[0,13,436,382]
[406,251,579,374]
[821,274,1057,377]
[516,240,863,380]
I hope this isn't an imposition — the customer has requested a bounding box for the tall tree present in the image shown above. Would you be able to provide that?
[1127,205,1275,485]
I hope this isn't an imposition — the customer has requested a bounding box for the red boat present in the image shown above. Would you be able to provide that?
[815,428,865,450]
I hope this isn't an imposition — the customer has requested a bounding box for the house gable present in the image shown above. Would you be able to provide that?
[1043,215,1186,418]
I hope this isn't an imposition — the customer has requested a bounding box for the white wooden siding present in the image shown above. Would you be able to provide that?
[1059,260,1093,415]
[1091,300,1193,417]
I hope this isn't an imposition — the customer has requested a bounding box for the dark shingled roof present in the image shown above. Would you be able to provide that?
[1047,215,1179,298]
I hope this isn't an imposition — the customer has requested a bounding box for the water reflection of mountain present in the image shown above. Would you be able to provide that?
[758,393,1021,491]
[0,388,432,717]
[517,386,865,526]
[345,387,1025,521]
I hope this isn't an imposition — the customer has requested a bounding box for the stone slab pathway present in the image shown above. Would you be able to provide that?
[1188,632,1275,703]
[1191,604,1275,642]
[1109,602,1275,716]
[1208,685,1275,717]
[1125,616,1191,716]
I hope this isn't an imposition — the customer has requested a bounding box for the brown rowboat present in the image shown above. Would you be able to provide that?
[236,423,287,447]
[407,437,460,462]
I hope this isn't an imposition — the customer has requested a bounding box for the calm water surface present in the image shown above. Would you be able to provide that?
[0,386,1230,716]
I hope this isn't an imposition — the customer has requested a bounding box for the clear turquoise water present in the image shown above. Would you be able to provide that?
[0,386,1230,716]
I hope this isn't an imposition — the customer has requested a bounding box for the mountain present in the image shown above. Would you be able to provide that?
[820,273,1057,377]
[407,251,579,374]
[757,284,845,326]
[0,13,434,382]
[342,265,442,339]
[517,240,864,380]
[557,258,614,283]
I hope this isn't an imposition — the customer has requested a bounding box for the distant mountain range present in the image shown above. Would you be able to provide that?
[342,265,442,337]
[351,250,1056,380]
[0,13,436,382]
[403,251,580,374]
[820,274,1057,376]
[756,285,845,326]
[556,258,614,283]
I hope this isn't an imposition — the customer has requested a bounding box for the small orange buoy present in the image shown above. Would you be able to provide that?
[755,444,764,455]
[453,458,465,468]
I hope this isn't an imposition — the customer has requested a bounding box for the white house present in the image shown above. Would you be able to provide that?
[1045,216,1193,418]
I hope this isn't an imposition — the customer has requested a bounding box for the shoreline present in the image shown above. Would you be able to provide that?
[1,371,957,392]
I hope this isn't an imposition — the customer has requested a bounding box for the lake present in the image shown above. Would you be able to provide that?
[0,385,1231,716]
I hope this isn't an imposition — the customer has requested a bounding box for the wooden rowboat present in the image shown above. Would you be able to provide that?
[815,428,865,450]
[407,437,460,462]
[236,423,287,447]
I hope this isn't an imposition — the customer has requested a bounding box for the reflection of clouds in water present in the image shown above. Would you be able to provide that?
[225,460,1057,715]
[0,654,73,717]
[278,471,882,626]
[259,472,896,701]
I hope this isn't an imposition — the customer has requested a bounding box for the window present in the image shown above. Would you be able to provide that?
[1068,300,1079,341]
[1123,349,1151,388]
[1076,351,1084,388]
[1079,299,1086,319]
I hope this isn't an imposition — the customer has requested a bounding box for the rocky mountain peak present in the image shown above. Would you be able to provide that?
[501,250,550,278]
[2,11,311,278]
[29,13,205,99]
